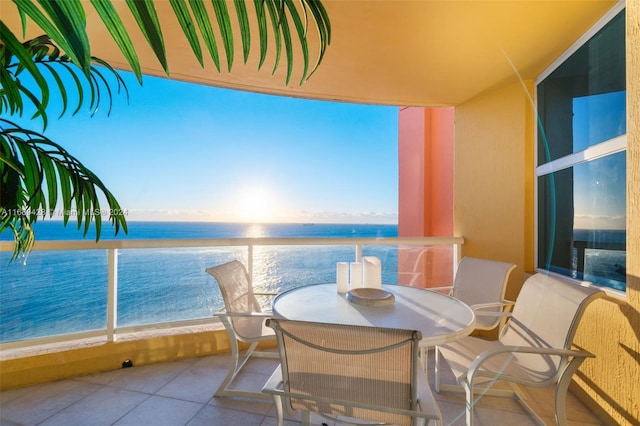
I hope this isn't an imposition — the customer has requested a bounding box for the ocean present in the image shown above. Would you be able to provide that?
[0,221,399,344]
[571,229,626,291]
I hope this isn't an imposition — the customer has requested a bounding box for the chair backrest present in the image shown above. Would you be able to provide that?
[206,260,262,313]
[206,260,265,338]
[451,257,517,329]
[267,319,422,426]
[500,273,604,376]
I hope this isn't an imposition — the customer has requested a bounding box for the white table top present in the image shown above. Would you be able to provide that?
[272,283,476,347]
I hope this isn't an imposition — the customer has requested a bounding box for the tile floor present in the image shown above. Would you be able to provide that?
[0,349,603,426]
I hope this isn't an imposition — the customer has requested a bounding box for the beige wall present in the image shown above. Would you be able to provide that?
[453,81,533,301]
[453,5,639,421]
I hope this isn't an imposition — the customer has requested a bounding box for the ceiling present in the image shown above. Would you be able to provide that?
[3,1,618,107]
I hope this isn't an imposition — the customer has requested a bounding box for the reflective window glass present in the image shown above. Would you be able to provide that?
[536,8,626,292]
[538,152,626,291]
[537,11,625,165]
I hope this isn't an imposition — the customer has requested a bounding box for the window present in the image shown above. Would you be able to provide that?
[536,6,626,292]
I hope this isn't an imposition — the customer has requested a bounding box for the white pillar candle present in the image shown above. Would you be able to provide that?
[363,256,382,289]
[349,262,363,289]
[336,262,349,294]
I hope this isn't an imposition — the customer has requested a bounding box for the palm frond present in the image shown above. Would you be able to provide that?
[1,118,128,260]
[124,0,168,72]
[89,0,143,83]
[1,31,128,128]
[11,0,331,84]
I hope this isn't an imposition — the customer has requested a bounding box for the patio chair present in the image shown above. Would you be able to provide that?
[434,273,605,426]
[205,260,279,400]
[429,257,517,332]
[263,318,442,426]
[420,257,516,371]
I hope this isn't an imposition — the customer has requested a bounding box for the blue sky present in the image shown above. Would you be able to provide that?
[572,91,626,230]
[12,71,399,224]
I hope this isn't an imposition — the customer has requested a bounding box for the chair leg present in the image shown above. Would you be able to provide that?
[463,380,475,426]
[214,318,272,399]
[434,346,441,393]
[554,358,587,426]
[214,323,242,397]
[272,395,284,426]
[420,346,428,373]
[214,316,246,395]
[301,410,311,426]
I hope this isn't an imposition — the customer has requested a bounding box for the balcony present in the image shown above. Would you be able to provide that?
[0,236,604,424]
[0,235,461,349]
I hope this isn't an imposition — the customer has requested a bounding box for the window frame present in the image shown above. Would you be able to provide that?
[534,0,627,298]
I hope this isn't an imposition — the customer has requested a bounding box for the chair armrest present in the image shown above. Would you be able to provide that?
[255,292,279,296]
[470,300,514,311]
[426,285,453,294]
[262,364,284,393]
[469,301,514,318]
[467,345,595,382]
[474,311,513,318]
[216,311,272,318]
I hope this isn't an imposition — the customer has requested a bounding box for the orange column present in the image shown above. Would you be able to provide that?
[397,107,454,287]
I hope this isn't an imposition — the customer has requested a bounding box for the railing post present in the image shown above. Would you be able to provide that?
[107,248,118,342]
[248,244,254,283]
[452,242,461,277]
[355,244,362,262]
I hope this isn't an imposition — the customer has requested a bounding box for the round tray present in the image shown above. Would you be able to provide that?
[346,288,395,307]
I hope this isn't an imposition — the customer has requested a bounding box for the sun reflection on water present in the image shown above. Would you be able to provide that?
[242,223,268,238]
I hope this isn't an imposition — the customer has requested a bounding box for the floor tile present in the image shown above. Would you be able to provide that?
[208,395,274,416]
[38,387,149,426]
[156,366,220,404]
[113,395,202,426]
[107,361,191,394]
[0,380,100,425]
[186,404,265,426]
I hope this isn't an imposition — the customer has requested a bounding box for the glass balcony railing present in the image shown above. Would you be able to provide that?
[0,236,463,349]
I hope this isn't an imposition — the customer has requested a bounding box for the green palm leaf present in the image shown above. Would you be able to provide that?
[234,0,251,63]
[124,0,168,72]
[90,0,143,83]
[169,0,204,67]
[0,21,49,117]
[1,119,128,259]
[211,0,234,72]
[189,0,221,71]
[11,0,330,83]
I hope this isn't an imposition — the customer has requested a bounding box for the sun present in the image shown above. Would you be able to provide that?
[235,186,277,223]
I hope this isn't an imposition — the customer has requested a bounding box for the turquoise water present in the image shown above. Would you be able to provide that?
[0,221,399,343]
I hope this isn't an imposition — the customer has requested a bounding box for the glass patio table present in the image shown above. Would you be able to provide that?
[272,283,476,370]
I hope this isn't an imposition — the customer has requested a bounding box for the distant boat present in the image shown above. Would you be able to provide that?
[303,223,315,226]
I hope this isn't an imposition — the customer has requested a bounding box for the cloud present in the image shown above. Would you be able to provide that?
[574,214,626,230]
[121,209,398,224]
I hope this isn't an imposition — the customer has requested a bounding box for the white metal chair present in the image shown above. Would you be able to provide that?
[429,257,517,331]
[435,273,605,426]
[263,318,442,426]
[421,257,516,371]
[205,260,278,400]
